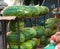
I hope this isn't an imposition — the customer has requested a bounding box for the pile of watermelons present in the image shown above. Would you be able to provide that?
[2,4,59,48]
[44,18,59,45]
[7,17,59,48]
[8,25,47,47]
[8,39,37,49]
[2,5,49,18]
[45,18,59,30]
[8,28,36,43]
[7,27,37,49]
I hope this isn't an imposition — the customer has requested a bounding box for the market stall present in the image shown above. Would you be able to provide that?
[0,0,60,49]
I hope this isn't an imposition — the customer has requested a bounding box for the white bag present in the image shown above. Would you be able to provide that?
[55,46,60,49]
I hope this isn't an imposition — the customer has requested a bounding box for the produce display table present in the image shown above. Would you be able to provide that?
[0,16,21,49]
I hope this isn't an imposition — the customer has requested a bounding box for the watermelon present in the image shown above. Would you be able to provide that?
[2,5,26,17]
[34,5,49,15]
[23,6,33,17]
[8,32,25,44]
[52,30,56,35]
[34,5,41,16]
[8,45,24,49]
[45,38,50,45]
[31,39,37,49]
[8,39,37,49]
[20,33,25,43]
[40,35,46,45]
[22,30,31,40]
[23,6,37,17]
[21,40,37,49]
[45,18,59,30]
[30,6,38,17]
[22,28,36,40]
[28,38,37,47]
[22,42,33,49]
[9,21,24,32]
[2,5,49,17]
[45,28,53,38]
[39,6,49,15]
[34,26,46,37]
[2,5,37,17]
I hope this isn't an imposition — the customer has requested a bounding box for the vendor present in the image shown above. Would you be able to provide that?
[50,22,60,45]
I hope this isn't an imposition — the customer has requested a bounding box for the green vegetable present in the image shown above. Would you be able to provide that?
[22,42,33,49]
[8,32,25,44]
[9,21,24,32]
[8,45,24,49]
[45,38,50,45]
[40,35,46,45]
[23,6,37,17]
[34,5,40,15]
[45,18,59,30]
[2,5,49,17]
[22,28,36,40]
[40,6,49,15]
[45,28,52,38]
[2,5,25,17]
[34,26,46,37]
[22,39,37,49]
[8,39,37,49]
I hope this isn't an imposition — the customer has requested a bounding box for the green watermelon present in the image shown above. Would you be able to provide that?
[34,5,41,16]
[21,39,37,49]
[22,28,36,40]
[23,39,37,49]
[27,38,37,47]
[20,33,25,43]
[22,42,33,49]
[9,21,24,32]
[45,18,59,30]
[30,39,37,49]
[39,6,49,15]
[2,5,49,17]
[30,6,38,17]
[22,30,31,40]
[34,26,46,37]
[45,28,52,38]
[52,30,56,35]
[40,35,46,45]
[2,5,37,17]
[23,6,37,17]
[8,32,25,44]
[8,39,37,49]
[8,45,24,49]
[45,38,50,46]
[2,5,25,17]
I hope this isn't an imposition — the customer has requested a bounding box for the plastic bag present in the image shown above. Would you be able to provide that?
[44,43,55,49]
